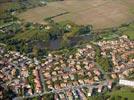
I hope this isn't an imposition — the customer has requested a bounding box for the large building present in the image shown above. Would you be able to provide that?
[119,79,134,88]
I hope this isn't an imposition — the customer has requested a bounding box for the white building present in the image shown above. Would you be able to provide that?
[119,79,134,88]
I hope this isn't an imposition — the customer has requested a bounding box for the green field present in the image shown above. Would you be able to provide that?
[106,87,134,100]
[13,28,49,41]
[119,23,134,40]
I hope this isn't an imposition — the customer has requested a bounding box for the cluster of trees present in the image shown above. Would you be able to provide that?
[44,12,69,21]
[0,23,92,57]
[0,86,17,100]
[78,25,92,35]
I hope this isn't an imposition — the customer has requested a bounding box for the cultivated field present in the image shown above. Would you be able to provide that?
[18,0,134,29]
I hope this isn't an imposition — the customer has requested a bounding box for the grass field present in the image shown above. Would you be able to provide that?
[18,0,134,29]
[106,87,134,100]
[119,22,134,40]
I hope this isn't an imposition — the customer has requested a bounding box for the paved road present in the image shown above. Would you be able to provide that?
[14,62,134,99]
[44,67,97,81]
[13,80,108,100]
[12,56,134,100]
[38,67,46,92]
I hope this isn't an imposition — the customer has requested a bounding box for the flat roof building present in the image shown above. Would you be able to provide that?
[119,79,134,88]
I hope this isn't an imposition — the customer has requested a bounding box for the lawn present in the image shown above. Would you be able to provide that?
[119,22,134,40]
[106,87,134,100]
[13,28,49,41]
[123,31,134,40]
[101,32,119,40]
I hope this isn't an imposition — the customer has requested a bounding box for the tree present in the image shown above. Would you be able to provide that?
[78,25,92,35]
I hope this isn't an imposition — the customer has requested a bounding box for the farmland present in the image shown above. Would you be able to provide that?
[18,0,134,29]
